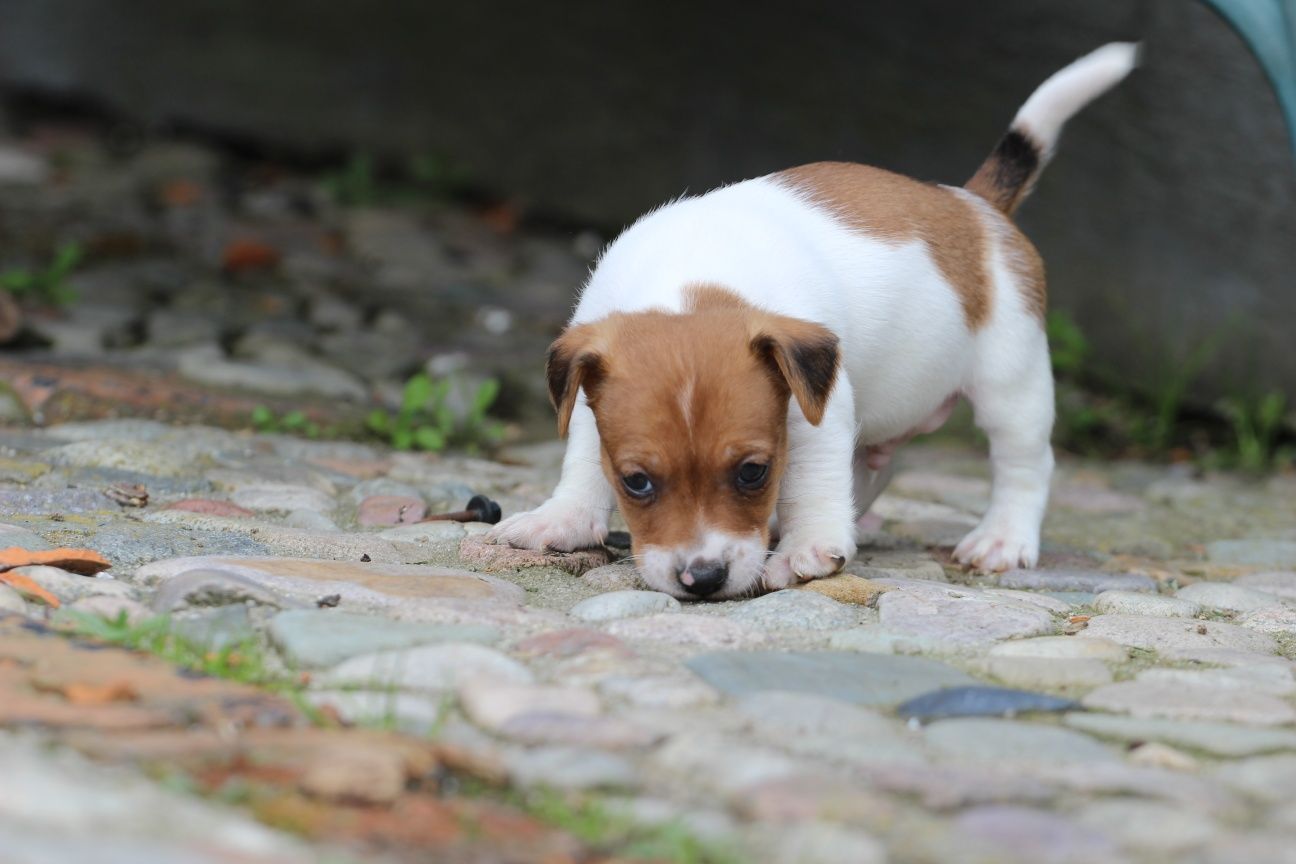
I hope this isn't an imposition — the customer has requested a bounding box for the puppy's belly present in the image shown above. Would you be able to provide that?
[855,394,959,470]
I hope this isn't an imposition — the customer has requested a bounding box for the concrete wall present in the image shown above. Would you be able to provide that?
[0,0,1292,401]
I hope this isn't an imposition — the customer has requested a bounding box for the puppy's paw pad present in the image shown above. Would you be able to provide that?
[953,524,1039,572]
[486,502,607,552]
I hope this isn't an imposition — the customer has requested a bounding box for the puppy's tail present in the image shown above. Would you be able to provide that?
[966,42,1139,216]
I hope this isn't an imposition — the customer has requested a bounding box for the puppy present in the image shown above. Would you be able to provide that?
[490,43,1139,599]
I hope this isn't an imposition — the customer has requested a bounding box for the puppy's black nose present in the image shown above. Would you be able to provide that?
[680,560,728,596]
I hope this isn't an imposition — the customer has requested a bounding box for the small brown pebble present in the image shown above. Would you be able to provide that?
[104,483,149,508]
[1197,624,1208,635]
[316,594,341,608]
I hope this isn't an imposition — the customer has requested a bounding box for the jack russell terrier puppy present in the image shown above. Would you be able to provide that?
[489,43,1139,599]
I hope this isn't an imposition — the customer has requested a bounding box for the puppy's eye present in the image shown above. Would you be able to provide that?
[622,472,655,499]
[736,461,769,490]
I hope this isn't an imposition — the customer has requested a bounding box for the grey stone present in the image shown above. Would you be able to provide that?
[653,734,804,797]
[0,487,121,515]
[230,483,335,513]
[45,440,190,478]
[1082,679,1296,726]
[459,681,601,729]
[955,805,1119,864]
[1235,571,1296,599]
[763,823,887,864]
[177,343,366,400]
[1065,712,1296,757]
[268,609,499,668]
[282,509,339,532]
[896,686,1078,721]
[317,642,533,691]
[597,674,720,709]
[82,524,271,573]
[1093,590,1200,618]
[152,568,294,612]
[998,569,1156,593]
[0,524,53,551]
[1239,606,1296,635]
[1176,581,1284,613]
[726,589,858,630]
[1214,754,1296,804]
[1207,540,1296,569]
[989,635,1127,661]
[376,521,466,544]
[65,595,152,626]
[1075,799,1216,854]
[686,651,974,707]
[0,584,28,615]
[506,747,637,790]
[9,566,136,604]
[876,586,1054,652]
[606,613,761,648]
[172,606,256,650]
[734,691,924,766]
[581,563,642,592]
[980,656,1114,690]
[925,718,1117,764]
[1081,614,1276,655]
[1136,664,1296,697]
[568,590,680,623]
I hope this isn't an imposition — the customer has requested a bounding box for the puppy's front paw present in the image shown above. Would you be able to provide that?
[763,528,854,590]
[953,519,1039,572]
[487,500,608,552]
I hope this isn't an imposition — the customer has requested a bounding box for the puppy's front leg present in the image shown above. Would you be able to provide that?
[764,380,857,589]
[489,394,614,551]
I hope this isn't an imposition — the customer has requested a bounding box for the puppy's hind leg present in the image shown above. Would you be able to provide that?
[954,331,1054,571]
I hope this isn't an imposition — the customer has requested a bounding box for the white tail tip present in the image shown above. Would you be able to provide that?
[1014,41,1141,155]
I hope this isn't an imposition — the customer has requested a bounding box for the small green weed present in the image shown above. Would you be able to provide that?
[0,242,83,306]
[1045,309,1088,376]
[1217,390,1291,473]
[367,373,505,454]
[518,789,739,864]
[251,405,322,438]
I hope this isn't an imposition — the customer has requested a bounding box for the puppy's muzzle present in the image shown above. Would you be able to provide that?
[679,560,728,597]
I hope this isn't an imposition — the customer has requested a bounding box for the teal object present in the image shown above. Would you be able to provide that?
[1201,0,1296,157]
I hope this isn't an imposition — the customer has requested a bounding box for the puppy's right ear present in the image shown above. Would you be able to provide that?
[545,324,606,437]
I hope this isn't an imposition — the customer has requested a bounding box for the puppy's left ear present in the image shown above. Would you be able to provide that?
[545,323,607,437]
[751,316,840,426]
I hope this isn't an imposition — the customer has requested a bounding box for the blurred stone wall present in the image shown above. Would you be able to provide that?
[0,0,1292,400]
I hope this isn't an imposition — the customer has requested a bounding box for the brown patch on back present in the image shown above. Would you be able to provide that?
[777,162,992,330]
[1002,226,1047,320]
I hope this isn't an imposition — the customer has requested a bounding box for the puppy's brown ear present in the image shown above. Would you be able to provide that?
[751,316,840,426]
[545,324,607,437]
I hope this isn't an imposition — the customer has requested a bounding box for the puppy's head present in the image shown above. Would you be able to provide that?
[546,286,839,599]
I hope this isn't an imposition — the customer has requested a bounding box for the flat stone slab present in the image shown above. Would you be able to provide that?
[686,651,974,708]
[1082,680,1296,726]
[1065,713,1296,757]
[924,718,1117,764]
[1093,590,1199,618]
[726,589,858,630]
[268,609,500,668]
[1081,614,1276,655]
[876,587,1055,653]
[317,642,533,691]
[1235,571,1296,599]
[133,556,527,616]
[989,636,1127,662]
[997,569,1156,593]
[1177,581,1284,613]
[458,536,610,576]
[567,590,679,623]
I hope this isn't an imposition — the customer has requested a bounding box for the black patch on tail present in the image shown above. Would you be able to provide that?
[990,130,1040,196]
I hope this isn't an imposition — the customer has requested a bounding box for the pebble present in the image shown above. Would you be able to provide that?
[459,682,601,730]
[726,589,858,630]
[581,563,642,591]
[925,718,1116,764]
[1176,581,1284,613]
[955,805,1120,863]
[876,586,1054,653]
[65,595,152,625]
[997,569,1156,593]
[1206,539,1296,569]
[1081,614,1277,654]
[568,590,680,623]
[686,650,974,707]
[1082,679,1296,726]
[846,552,949,582]
[318,642,533,691]
[1235,571,1296,599]
[896,686,1078,720]
[230,483,335,513]
[1094,590,1200,618]
[606,613,760,648]
[1066,712,1296,757]
[1238,605,1296,635]
[981,656,1114,690]
[1075,799,1215,853]
[505,746,637,790]
[989,635,1127,662]
[796,573,884,605]
[0,583,28,615]
[268,609,499,668]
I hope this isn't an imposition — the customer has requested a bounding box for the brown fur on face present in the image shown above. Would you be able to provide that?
[545,286,839,560]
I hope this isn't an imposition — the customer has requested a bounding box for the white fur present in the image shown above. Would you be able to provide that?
[1014,41,1140,157]
[490,44,1137,592]
[640,528,767,600]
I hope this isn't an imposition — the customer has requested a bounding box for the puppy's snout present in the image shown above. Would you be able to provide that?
[679,560,728,596]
